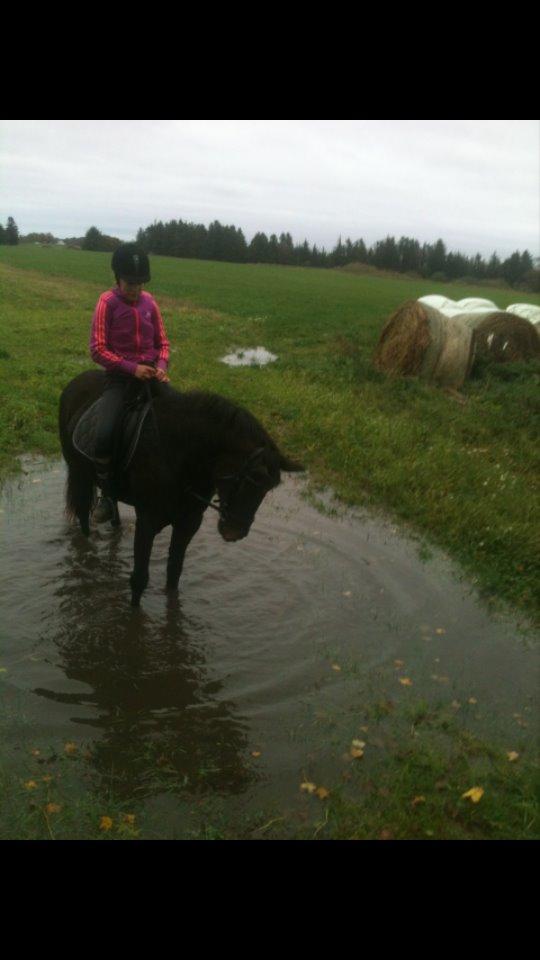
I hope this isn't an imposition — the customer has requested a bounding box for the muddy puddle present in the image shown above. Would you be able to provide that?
[0,457,538,837]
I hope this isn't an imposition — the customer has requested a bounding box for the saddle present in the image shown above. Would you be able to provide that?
[72,392,153,477]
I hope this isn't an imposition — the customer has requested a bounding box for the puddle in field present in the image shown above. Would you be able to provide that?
[0,457,538,835]
[221,347,278,367]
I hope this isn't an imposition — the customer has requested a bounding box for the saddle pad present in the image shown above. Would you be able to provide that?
[72,397,153,473]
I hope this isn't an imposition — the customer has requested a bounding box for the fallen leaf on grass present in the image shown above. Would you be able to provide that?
[462,788,484,804]
[507,752,520,763]
[64,742,77,756]
[412,796,426,808]
[31,749,41,757]
[399,678,413,687]
[331,664,342,673]
[99,816,114,832]
[451,701,461,711]
[41,775,53,784]
[316,788,330,801]
[122,814,136,826]
[436,628,446,636]
[350,748,365,760]
[45,804,62,815]
[251,752,262,759]
[24,781,38,790]
[394,660,405,669]
[468,698,478,705]
[300,782,318,795]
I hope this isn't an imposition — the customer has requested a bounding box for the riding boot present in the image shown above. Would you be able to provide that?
[94,458,115,524]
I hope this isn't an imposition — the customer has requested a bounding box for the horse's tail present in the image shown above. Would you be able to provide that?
[65,463,96,521]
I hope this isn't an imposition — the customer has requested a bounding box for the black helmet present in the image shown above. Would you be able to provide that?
[111,244,151,283]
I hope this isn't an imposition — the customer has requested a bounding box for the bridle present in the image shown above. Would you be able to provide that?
[186,447,268,524]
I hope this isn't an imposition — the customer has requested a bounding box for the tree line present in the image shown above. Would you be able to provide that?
[3,216,538,288]
[136,219,537,288]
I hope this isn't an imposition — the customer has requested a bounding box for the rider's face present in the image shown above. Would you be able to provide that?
[119,279,143,302]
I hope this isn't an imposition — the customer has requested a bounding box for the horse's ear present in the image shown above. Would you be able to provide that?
[279,453,305,473]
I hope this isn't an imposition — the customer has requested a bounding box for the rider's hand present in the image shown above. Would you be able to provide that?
[135,365,156,380]
[155,368,170,383]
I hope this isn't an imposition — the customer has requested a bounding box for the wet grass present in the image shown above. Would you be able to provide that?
[1,693,536,841]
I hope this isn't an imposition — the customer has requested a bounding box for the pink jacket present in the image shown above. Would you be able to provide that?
[90,288,170,377]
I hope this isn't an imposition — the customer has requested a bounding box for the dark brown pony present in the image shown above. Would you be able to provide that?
[59,371,303,607]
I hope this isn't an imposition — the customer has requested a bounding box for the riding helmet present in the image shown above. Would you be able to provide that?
[111,244,151,283]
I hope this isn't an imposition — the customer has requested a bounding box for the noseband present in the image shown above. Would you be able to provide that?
[187,447,267,524]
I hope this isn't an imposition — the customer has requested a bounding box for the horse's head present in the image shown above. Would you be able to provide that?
[215,447,304,542]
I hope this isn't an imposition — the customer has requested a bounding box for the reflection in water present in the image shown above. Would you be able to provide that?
[34,529,252,797]
[1,458,538,828]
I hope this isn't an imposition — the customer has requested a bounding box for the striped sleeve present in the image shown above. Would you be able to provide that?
[151,298,170,370]
[90,293,135,375]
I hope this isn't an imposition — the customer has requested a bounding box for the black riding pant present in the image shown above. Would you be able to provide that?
[94,372,169,461]
[94,374,139,461]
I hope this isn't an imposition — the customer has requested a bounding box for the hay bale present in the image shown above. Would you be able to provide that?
[506,303,540,328]
[418,295,458,312]
[471,312,540,363]
[374,301,476,388]
[456,298,499,311]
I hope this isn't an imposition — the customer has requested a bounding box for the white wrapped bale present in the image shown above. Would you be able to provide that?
[456,298,499,311]
[418,295,458,312]
[506,304,540,328]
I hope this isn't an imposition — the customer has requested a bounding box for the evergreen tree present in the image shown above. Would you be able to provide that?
[5,217,19,245]
[353,239,368,263]
[82,226,104,251]
[330,236,348,267]
[248,233,270,262]
[267,235,280,263]
[426,239,447,277]
[502,251,527,286]
[0,224,6,244]
[487,252,501,278]
[278,232,295,265]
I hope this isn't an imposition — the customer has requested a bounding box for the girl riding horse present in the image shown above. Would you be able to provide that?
[90,243,170,522]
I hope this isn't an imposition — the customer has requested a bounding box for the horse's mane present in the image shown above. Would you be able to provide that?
[163,387,277,451]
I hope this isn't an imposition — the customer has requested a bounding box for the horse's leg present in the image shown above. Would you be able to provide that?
[166,511,204,592]
[66,460,94,538]
[111,501,122,529]
[130,511,158,607]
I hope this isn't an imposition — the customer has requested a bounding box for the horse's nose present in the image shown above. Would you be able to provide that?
[218,520,248,542]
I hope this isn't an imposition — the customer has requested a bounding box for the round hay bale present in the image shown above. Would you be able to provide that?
[454,310,501,330]
[456,297,499,311]
[418,295,458,311]
[506,303,540,328]
[374,302,476,388]
[471,312,540,363]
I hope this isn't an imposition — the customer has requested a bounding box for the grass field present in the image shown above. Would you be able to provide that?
[0,245,538,841]
[1,244,539,622]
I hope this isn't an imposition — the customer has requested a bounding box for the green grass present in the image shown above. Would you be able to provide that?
[0,245,538,841]
[1,244,539,622]
[1,694,536,841]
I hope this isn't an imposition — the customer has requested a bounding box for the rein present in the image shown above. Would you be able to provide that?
[186,447,267,523]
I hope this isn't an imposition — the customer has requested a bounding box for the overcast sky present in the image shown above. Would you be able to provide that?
[1,119,538,258]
